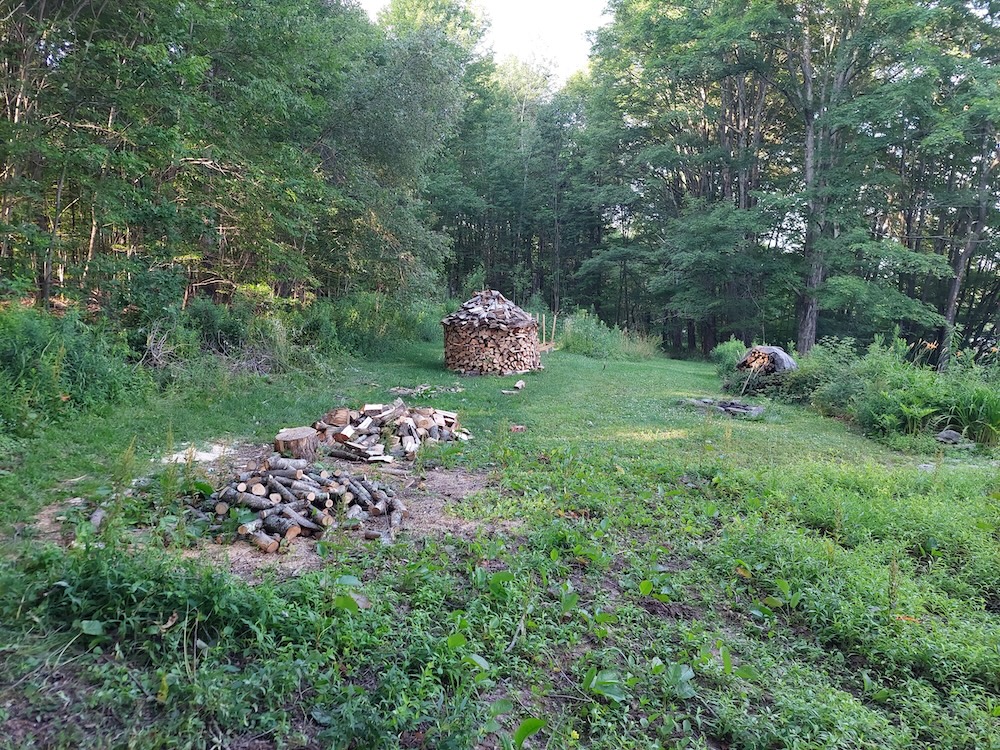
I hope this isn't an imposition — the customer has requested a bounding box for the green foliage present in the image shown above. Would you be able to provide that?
[731,336,1000,446]
[0,307,146,437]
[183,298,253,355]
[323,293,444,356]
[709,338,748,384]
[559,310,660,361]
[943,375,1000,446]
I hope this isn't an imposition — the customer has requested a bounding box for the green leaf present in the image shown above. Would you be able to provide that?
[447,633,468,649]
[513,717,547,748]
[774,578,790,597]
[649,656,665,675]
[721,646,732,675]
[734,665,760,681]
[333,594,359,613]
[80,620,104,636]
[591,681,627,702]
[335,575,362,587]
[192,480,214,498]
[490,698,514,716]
[310,707,334,726]
[464,653,492,671]
[639,580,653,596]
[560,591,579,615]
[586,669,627,702]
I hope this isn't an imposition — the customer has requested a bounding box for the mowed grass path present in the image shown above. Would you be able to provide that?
[2,346,998,749]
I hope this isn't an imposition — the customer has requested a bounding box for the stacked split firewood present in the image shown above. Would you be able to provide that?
[736,345,798,374]
[305,398,471,463]
[199,454,409,553]
[441,290,542,376]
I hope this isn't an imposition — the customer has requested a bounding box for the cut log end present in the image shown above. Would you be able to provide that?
[274,427,319,460]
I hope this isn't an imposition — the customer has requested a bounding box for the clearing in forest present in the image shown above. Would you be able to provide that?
[2,345,998,750]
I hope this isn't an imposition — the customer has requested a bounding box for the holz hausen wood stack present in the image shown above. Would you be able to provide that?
[441,290,542,375]
[736,345,798,374]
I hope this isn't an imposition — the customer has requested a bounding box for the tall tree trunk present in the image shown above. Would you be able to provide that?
[938,138,995,370]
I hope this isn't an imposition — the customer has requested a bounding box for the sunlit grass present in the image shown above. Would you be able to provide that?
[2,343,998,749]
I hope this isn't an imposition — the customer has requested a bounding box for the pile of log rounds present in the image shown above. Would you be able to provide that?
[736,345,798,374]
[197,454,409,552]
[280,398,471,464]
[441,290,542,376]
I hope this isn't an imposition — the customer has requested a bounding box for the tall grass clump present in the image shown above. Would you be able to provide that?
[710,337,748,388]
[943,366,1000,445]
[321,292,444,356]
[0,306,146,437]
[559,310,660,360]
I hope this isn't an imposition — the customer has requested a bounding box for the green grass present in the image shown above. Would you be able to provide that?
[2,344,999,749]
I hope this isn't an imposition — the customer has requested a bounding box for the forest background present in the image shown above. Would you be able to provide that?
[1,0,998,369]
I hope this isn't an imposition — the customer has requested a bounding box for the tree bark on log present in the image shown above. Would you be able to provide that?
[273,427,319,460]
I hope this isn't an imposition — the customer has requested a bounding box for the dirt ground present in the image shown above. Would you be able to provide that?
[30,441,519,583]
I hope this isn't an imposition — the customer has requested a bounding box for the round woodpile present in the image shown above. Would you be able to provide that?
[736,345,798,374]
[441,290,542,376]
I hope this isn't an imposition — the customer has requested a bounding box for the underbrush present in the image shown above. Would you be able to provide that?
[0,293,447,442]
[559,310,661,360]
[0,540,483,748]
[713,335,1000,448]
[0,307,147,438]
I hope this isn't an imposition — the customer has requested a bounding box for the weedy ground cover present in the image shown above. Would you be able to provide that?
[1,343,998,749]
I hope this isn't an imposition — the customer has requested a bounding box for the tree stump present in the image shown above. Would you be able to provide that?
[274,426,319,460]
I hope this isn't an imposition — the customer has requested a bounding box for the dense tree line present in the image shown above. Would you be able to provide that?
[1,0,470,315]
[2,0,997,363]
[436,0,999,364]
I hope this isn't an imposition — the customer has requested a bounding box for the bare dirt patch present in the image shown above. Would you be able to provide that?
[176,460,519,582]
[399,465,520,539]
[179,535,328,583]
[27,442,518,583]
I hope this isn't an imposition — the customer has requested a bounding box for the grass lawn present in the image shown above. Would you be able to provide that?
[1,344,998,749]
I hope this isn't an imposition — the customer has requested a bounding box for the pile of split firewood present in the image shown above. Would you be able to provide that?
[441,290,542,376]
[273,398,471,464]
[195,454,408,553]
[736,345,798,374]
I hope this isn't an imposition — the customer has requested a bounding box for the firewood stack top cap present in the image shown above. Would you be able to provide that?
[441,289,537,330]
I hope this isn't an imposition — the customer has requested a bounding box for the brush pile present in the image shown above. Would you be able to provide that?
[679,398,765,418]
[290,398,471,463]
[196,454,409,552]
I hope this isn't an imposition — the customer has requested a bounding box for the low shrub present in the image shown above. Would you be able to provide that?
[715,335,1000,447]
[710,337,748,387]
[559,310,660,360]
[0,306,147,437]
[184,297,254,354]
